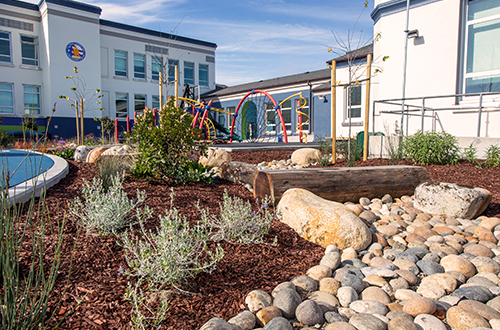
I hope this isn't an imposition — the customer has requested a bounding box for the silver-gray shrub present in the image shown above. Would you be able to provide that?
[69,173,152,234]
[198,190,275,245]
[120,190,224,287]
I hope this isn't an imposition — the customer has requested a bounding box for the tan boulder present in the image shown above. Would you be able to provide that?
[86,146,107,163]
[277,188,372,251]
[291,148,321,165]
[200,148,232,167]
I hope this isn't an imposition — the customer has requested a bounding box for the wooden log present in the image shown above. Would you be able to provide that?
[220,161,257,185]
[253,165,430,203]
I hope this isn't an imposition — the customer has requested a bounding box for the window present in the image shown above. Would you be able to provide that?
[266,103,276,133]
[152,95,160,109]
[152,57,162,81]
[115,92,128,118]
[0,32,11,63]
[184,61,194,85]
[0,83,13,113]
[134,94,146,114]
[168,59,179,82]
[464,0,500,93]
[114,50,127,77]
[23,85,40,114]
[279,100,292,131]
[296,97,309,131]
[345,86,362,120]
[199,64,208,87]
[21,35,38,66]
[217,112,226,128]
[134,54,146,79]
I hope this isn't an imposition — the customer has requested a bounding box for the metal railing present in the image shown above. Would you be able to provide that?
[372,91,500,137]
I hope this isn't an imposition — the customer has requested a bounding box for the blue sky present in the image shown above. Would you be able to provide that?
[30,0,375,86]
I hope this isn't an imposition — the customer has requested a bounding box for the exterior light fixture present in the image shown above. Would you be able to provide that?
[406,29,419,39]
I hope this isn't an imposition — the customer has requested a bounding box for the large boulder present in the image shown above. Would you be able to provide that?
[220,161,257,185]
[200,148,232,167]
[101,145,134,156]
[414,181,491,219]
[86,146,107,163]
[291,148,321,165]
[74,145,91,162]
[277,188,372,251]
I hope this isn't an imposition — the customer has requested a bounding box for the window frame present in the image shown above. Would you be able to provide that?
[151,56,163,81]
[133,53,146,79]
[115,92,128,119]
[114,50,128,78]
[279,99,292,132]
[152,95,160,109]
[343,85,363,125]
[20,34,38,67]
[265,102,277,135]
[168,59,179,82]
[463,0,500,93]
[0,83,14,113]
[199,64,208,87]
[0,31,12,64]
[184,61,194,85]
[23,85,41,115]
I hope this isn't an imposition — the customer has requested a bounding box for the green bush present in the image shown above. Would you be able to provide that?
[399,130,460,165]
[336,138,362,166]
[315,135,331,166]
[0,129,14,148]
[483,144,500,168]
[129,97,208,183]
[463,142,478,164]
[198,191,275,245]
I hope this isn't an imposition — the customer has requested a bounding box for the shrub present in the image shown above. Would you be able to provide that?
[97,155,135,192]
[0,129,14,148]
[463,142,478,164]
[399,130,460,165]
[198,191,275,245]
[315,135,331,166]
[69,173,152,234]
[129,97,208,183]
[483,144,500,168]
[120,189,224,287]
[336,138,362,166]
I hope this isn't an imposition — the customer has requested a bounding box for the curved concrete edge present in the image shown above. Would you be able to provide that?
[7,150,69,205]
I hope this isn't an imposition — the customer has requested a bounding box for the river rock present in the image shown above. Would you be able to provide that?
[246,290,272,313]
[417,280,446,299]
[291,275,318,298]
[420,273,457,293]
[414,181,492,220]
[320,252,341,270]
[413,314,448,330]
[388,317,418,330]
[200,317,235,330]
[319,277,341,296]
[416,260,444,275]
[324,322,356,330]
[350,300,388,315]
[464,244,495,258]
[263,317,293,330]
[273,288,301,319]
[291,148,321,165]
[337,286,359,307]
[395,269,419,286]
[452,286,494,302]
[277,189,372,251]
[471,257,500,274]
[446,306,491,330]
[228,310,256,330]
[403,297,436,317]
[458,300,500,320]
[256,306,282,327]
[325,311,348,323]
[306,265,332,281]
[360,286,391,304]
[349,313,388,330]
[200,148,232,167]
[440,255,477,278]
[271,282,296,298]
[295,300,324,326]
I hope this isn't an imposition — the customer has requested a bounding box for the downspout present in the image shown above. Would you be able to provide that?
[308,80,312,136]
[401,0,410,135]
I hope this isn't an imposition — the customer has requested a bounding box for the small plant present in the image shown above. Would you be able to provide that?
[198,191,275,245]
[463,142,478,164]
[0,129,14,148]
[315,135,331,166]
[94,116,115,144]
[120,189,224,287]
[175,160,214,184]
[336,138,361,166]
[483,144,500,168]
[383,121,403,164]
[96,155,135,192]
[399,130,460,165]
[69,173,152,234]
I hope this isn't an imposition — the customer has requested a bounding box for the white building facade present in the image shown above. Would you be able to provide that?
[0,0,217,139]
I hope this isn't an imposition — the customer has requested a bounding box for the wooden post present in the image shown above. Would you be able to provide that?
[74,99,80,145]
[115,118,118,144]
[331,60,337,164]
[363,54,372,161]
[159,72,163,111]
[174,65,179,107]
[79,98,84,145]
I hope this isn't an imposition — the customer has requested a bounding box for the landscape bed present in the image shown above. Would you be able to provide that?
[17,149,500,329]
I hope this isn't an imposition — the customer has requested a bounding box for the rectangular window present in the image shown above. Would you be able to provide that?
[134,94,146,114]
[152,95,160,109]
[23,85,40,115]
[199,64,208,87]
[346,86,362,120]
[266,102,276,133]
[217,112,226,128]
[21,35,38,66]
[464,0,500,93]
[184,61,194,85]
[114,50,127,77]
[115,92,128,118]
[0,32,11,63]
[152,57,162,81]
[133,53,146,79]
[280,100,292,131]
[296,97,309,131]
[0,83,14,113]
[168,59,179,82]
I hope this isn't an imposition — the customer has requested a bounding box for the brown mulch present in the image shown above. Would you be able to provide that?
[18,149,500,329]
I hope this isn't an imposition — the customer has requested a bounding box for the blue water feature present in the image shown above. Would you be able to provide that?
[0,150,55,188]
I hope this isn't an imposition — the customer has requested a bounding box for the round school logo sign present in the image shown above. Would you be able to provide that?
[65,42,86,62]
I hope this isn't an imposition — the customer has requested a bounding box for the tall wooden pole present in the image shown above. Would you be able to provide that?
[174,65,179,107]
[363,54,372,161]
[331,60,336,164]
[80,98,84,145]
[159,72,163,110]
[75,99,80,145]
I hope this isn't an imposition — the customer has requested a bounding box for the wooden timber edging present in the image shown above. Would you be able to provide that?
[253,165,430,203]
